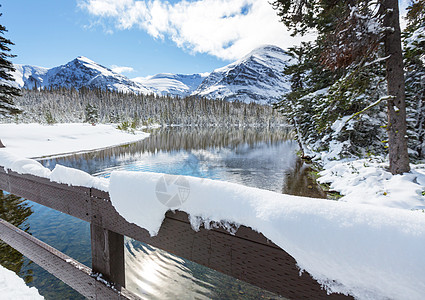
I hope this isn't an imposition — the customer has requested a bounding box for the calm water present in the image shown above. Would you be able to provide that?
[0,127,325,299]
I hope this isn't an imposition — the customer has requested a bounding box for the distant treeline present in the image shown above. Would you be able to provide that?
[7,87,286,127]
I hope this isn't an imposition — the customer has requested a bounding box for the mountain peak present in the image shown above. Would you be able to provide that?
[241,45,289,63]
[70,56,113,74]
[252,44,285,52]
[193,44,291,104]
[75,56,96,64]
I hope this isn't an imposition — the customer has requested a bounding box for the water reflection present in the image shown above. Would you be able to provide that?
[39,127,294,172]
[39,127,320,196]
[0,195,90,300]
[282,157,327,198]
[0,191,34,284]
[125,240,213,299]
[125,240,286,300]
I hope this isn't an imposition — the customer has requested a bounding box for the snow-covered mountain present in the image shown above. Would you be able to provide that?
[192,45,292,104]
[12,45,292,104]
[12,65,49,88]
[12,56,152,94]
[133,73,209,97]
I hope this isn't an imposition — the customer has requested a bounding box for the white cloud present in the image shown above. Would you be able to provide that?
[78,0,308,61]
[111,65,135,74]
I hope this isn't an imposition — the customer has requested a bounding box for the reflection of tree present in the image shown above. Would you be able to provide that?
[40,127,295,173]
[282,159,327,199]
[0,190,34,283]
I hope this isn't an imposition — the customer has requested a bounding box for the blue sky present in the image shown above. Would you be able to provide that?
[2,0,409,78]
[2,0,215,77]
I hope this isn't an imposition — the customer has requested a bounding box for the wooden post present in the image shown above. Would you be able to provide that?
[90,223,126,289]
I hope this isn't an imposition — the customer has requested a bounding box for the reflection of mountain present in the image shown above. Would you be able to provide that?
[0,191,34,283]
[189,142,300,193]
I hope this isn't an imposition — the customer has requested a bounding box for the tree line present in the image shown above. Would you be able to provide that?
[8,87,286,128]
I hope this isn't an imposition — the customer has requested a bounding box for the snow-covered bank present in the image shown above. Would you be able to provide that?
[0,265,44,299]
[109,171,425,300]
[317,157,425,211]
[0,123,149,158]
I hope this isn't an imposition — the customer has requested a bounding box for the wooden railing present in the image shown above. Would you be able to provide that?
[0,167,352,299]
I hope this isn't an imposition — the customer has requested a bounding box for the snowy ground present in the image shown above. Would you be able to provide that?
[0,123,149,158]
[0,265,43,299]
[318,156,425,211]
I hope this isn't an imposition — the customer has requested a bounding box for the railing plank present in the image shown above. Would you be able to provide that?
[0,168,91,222]
[0,219,139,300]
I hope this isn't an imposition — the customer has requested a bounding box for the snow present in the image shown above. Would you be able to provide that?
[50,164,108,191]
[11,65,49,89]
[0,151,51,178]
[0,123,149,158]
[331,116,351,135]
[318,157,425,210]
[75,56,116,77]
[0,265,44,299]
[405,26,425,50]
[194,45,292,104]
[1,145,423,299]
[133,73,208,97]
[12,57,152,94]
[0,150,108,191]
[0,122,149,189]
[108,170,425,300]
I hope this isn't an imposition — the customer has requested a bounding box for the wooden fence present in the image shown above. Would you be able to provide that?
[0,167,352,299]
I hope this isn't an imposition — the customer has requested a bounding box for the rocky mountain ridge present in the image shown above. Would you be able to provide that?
[12,45,291,104]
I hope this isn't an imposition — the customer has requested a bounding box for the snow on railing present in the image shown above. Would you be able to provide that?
[0,161,347,299]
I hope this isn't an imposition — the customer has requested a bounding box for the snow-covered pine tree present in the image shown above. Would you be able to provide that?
[272,0,410,174]
[85,103,98,124]
[0,11,21,147]
[10,87,286,128]
[273,3,386,158]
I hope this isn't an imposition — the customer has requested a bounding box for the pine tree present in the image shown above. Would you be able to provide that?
[272,0,410,174]
[404,0,425,158]
[0,11,21,148]
[85,103,98,124]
